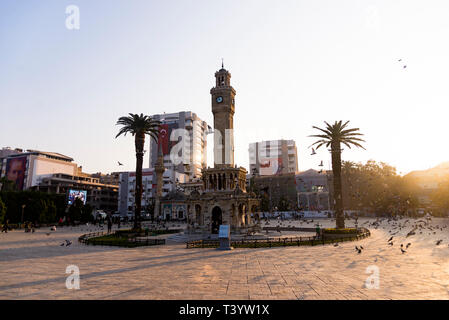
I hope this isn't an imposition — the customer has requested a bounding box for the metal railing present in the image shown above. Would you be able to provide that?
[78,231,109,244]
[186,228,371,249]
[78,231,166,247]
[262,226,317,232]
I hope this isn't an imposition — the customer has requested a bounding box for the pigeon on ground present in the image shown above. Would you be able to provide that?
[401,248,407,254]
[334,243,339,247]
[406,243,411,249]
[436,240,443,246]
[388,236,393,242]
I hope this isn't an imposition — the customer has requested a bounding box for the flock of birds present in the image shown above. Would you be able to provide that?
[264,214,448,258]
[31,212,449,256]
[358,216,449,256]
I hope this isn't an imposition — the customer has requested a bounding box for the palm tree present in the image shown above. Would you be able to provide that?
[116,113,160,230]
[309,121,365,229]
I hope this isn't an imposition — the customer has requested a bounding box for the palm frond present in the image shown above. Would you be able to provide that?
[115,113,160,141]
[310,120,365,152]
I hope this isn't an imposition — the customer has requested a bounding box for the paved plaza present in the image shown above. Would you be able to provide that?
[1,218,449,300]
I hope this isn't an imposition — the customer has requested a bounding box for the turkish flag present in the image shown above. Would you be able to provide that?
[158,124,169,155]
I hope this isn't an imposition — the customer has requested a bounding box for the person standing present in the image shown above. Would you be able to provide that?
[315,224,321,239]
[1,219,8,233]
[107,215,112,233]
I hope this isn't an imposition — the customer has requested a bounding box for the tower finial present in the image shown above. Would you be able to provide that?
[221,58,224,69]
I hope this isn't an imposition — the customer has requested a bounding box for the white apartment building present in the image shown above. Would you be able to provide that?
[149,111,209,179]
[249,139,298,176]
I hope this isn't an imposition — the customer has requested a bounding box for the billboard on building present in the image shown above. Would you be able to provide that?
[68,189,87,205]
[259,157,283,175]
[5,156,27,190]
[158,122,179,155]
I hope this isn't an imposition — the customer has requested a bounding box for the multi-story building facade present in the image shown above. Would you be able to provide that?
[249,139,298,176]
[90,172,121,186]
[35,173,118,213]
[0,149,78,190]
[117,168,188,217]
[296,169,332,211]
[0,147,23,159]
[149,111,209,180]
[251,172,298,212]
[0,148,118,212]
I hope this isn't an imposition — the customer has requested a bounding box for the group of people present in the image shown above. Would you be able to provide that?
[1,220,36,233]
[58,216,72,226]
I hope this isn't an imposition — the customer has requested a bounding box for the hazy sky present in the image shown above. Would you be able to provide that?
[2,0,449,175]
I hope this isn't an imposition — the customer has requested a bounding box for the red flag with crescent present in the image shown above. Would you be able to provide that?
[158,124,169,155]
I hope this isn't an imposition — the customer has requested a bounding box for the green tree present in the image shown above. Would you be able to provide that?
[0,197,6,223]
[115,113,160,230]
[310,121,365,229]
[68,198,83,223]
[278,196,290,211]
[0,191,65,223]
[46,200,57,223]
[81,204,94,222]
[341,160,419,216]
[37,199,49,223]
[430,179,449,216]
[0,177,16,191]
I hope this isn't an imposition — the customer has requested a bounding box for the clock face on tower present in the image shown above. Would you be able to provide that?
[216,96,223,103]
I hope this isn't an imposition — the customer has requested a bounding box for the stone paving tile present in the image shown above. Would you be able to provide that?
[2,219,449,300]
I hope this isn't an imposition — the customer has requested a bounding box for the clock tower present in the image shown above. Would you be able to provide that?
[184,64,260,235]
[210,64,236,168]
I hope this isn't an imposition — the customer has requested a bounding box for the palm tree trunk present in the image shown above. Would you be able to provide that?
[134,132,145,231]
[331,142,345,229]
